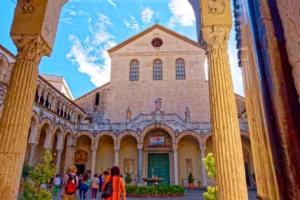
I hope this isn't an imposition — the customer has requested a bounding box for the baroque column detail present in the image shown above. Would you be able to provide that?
[173,148,179,185]
[0,36,50,199]
[137,145,143,186]
[200,148,207,187]
[202,25,248,199]
[28,143,37,167]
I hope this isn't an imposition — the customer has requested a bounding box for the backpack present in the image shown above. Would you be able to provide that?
[65,174,77,195]
[101,177,114,198]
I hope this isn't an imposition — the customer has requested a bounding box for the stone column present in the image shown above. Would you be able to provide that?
[91,149,97,176]
[63,145,75,174]
[0,0,67,198]
[114,147,119,166]
[138,146,143,186]
[28,144,37,167]
[55,150,63,174]
[201,148,207,187]
[201,26,248,199]
[173,148,179,185]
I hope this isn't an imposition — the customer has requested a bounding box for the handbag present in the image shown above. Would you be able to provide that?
[101,178,113,198]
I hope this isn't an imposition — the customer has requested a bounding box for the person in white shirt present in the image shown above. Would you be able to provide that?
[53,174,61,196]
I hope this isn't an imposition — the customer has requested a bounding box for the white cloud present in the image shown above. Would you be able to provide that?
[66,13,116,87]
[108,0,117,8]
[167,0,195,28]
[140,7,154,23]
[123,16,140,32]
[61,18,73,24]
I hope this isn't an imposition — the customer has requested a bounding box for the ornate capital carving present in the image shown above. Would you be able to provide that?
[201,25,231,52]
[11,35,51,64]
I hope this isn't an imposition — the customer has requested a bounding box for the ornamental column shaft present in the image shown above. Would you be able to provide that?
[202,26,248,199]
[28,144,37,167]
[138,148,143,186]
[91,150,97,177]
[55,150,63,174]
[201,149,207,187]
[173,148,179,185]
[0,1,67,198]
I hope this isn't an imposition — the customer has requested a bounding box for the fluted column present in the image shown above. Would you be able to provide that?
[91,149,97,176]
[201,148,207,187]
[28,144,37,167]
[114,147,119,166]
[0,35,50,199]
[138,146,143,186]
[202,25,248,199]
[173,148,179,185]
[55,150,63,174]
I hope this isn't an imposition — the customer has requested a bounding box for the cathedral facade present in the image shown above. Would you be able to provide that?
[0,24,252,187]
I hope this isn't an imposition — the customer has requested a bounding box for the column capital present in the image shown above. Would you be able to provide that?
[57,149,63,154]
[29,143,37,148]
[137,143,143,150]
[11,35,51,64]
[114,147,120,151]
[201,25,231,52]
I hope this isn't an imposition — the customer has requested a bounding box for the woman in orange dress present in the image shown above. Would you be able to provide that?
[102,166,126,200]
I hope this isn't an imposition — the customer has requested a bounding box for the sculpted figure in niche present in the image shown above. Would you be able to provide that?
[124,159,134,175]
[208,0,225,14]
[185,107,191,122]
[186,158,193,175]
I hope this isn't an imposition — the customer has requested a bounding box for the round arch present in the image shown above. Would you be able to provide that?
[140,123,176,144]
[176,131,202,148]
[117,130,140,147]
[202,131,212,147]
[95,131,117,149]
[52,123,64,150]
[37,118,53,148]
[73,131,95,147]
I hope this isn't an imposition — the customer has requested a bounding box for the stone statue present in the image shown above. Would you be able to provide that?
[126,107,132,120]
[155,98,162,112]
[185,107,191,122]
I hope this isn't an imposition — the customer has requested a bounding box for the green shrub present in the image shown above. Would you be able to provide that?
[22,165,33,179]
[202,153,218,200]
[20,151,57,200]
[188,172,195,183]
[125,172,132,184]
[157,185,170,195]
[125,185,137,194]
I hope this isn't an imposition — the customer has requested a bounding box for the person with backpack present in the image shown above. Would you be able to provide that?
[61,166,79,200]
[53,174,61,196]
[79,172,89,200]
[98,174,103,192]
[101,166,126,200]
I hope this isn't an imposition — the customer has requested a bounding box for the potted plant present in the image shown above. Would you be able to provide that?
[20,164,33,192]
[188,172,195,189]
[125,172,132,186]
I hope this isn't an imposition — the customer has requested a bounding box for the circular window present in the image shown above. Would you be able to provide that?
[152,38,163,48]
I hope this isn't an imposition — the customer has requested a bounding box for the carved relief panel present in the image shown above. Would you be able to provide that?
[124,159,134,175]
[186,158,193,175]
[75,150,88,164]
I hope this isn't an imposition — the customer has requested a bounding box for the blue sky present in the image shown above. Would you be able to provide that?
[0,0,244,99]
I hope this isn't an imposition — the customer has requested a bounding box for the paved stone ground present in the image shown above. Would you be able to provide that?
[51,189,257,200]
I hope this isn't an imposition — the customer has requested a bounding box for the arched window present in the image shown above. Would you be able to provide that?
[95,92,100,106]
[153,59,162,80]
[176,59,185,80]
[130,60,139,81]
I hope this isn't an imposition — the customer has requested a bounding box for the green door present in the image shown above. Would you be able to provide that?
[148,153,170,185]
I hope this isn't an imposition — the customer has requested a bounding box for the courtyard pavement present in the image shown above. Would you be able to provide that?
[52,188,257,200]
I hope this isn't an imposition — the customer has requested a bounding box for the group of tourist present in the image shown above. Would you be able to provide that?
[59,165,126,200]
